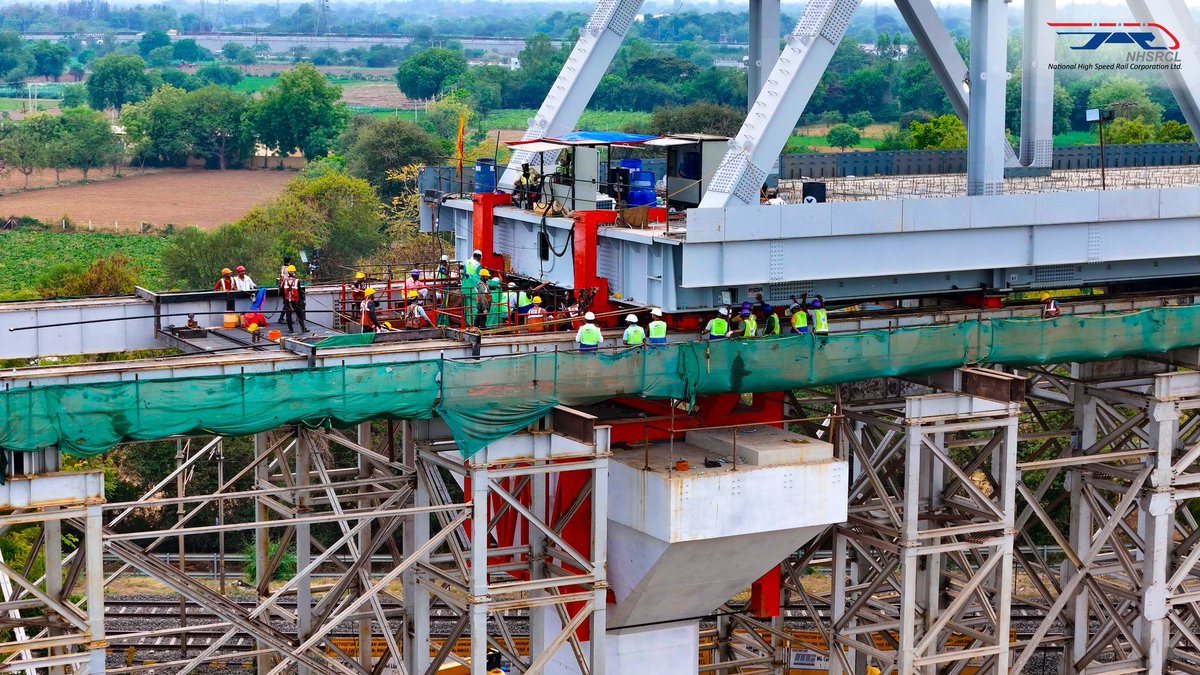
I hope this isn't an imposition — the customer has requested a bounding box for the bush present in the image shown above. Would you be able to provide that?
[847,111,873,129]
[1155,120,1194,143]
[241,539,296,582]
[35,253,140,297]
[649,102,744,137]
[899,109,934,129]
[910,114,968,150]
[1106,117,1153,145]
[819,111,844,127]
[877,127,913,151]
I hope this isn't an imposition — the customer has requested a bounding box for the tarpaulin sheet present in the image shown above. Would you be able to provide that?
[4,306,1200,459]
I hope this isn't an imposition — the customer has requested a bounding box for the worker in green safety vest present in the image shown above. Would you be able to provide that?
[786,296,809,334]
[576,311,602,351]
[738,308,757,337]
[702,307,730,340]
[647,307,667,345]
[459,263,476,329]
[759,304,780,336]
[487,277,506,327]
[811,295,830,335]
[622,314,645,345]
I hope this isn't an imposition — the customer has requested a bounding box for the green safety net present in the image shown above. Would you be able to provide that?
[312,333,376,349]
[4,306,1200,459]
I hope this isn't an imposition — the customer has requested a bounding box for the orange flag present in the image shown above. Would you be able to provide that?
[456,113,466,177]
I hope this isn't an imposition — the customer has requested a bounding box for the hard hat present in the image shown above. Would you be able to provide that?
[473,249,482,257]
[410,268,421,277]
[614,292,623,300]
[364,287,376,296]
[718,307,729,316]
[287,264,297,273]
[651,308,663,317]
[532,296,542,304]
[407,290,418,298]
[584,311,596,321]
[355,272,366,280]
[762,304,773,313]
[625,314,638,323]
[235,265,246,273]
[740,308,751,316]
[247,323,258,331]
[811,299,822,308]
[741,301,751,309]
[221,267,232,275]
[382,321,393,329]
[508,282,516,289]
[488,277,500,285]
[1040,292,1051,301]
[440,254,449,261]
[480,269,491,278]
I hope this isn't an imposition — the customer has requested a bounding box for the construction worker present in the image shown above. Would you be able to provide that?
[702,307,730,340]
[505,282,520,321]
[406,268,425,295]
[233,266,256,292]
[576,311,602,351]
[279,256,293,286]
[405,289,435,328]
[811,295,830,335]
[516,281,550,322]
[647,308,668,345]
[738,308,757,338]
[759,304,780,336]
[786,296,809,335]
[280,265,307,333]
[361,287,380,333]
[1041,292,1061,319]
[514,163,534,208]
[487,276,505,327]
[622,314,645,346]
[436,255,451,279]
[214,268,236,311]
[464,249,483,279]
[526,296,547,332]
[474,269,492,329]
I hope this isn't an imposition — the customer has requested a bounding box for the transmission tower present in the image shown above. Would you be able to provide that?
[316,0,329,35]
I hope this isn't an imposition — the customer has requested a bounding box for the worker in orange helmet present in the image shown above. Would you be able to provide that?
[214,267,236,311]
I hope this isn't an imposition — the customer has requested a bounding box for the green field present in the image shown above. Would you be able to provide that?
[784,134,883,153]
[1054,130,1099,146]
[231,76,279,94]
[0,230,169,299]
[481,109,651,133]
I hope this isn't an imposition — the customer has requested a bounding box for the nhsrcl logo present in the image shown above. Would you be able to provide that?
[1048,22,1180,51]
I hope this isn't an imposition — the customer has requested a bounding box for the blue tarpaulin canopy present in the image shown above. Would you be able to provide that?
[548,131,658,145]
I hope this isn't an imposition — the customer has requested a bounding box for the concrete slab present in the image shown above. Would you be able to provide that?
[684,425,833,466]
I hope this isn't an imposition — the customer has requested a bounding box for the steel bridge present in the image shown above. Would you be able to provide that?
[6,1,1200,674]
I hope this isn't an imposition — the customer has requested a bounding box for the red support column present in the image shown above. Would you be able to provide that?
[572,210,618,322]
[472,192,511,273]
[749,565,782,618]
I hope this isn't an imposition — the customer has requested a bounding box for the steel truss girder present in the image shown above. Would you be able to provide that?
[498,0,645,191]
[700,0,862,208]
[1125,0,1200,145]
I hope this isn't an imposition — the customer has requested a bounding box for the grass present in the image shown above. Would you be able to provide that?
[1054,130,1099,147]
[784,134,883,153]
[231,75,279,93]
[480,108,652,133]
[0,230,170,297]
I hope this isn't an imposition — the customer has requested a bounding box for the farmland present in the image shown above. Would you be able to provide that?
[0,230,169,298]
[0,169,293,231]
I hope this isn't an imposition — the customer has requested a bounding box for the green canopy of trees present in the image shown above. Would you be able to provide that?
[395,47,468,100]
[86,54,155,109]
[251,62,348,161]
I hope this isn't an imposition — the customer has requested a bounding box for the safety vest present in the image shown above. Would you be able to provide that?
[706,318,728,339]
[517,291,531,310]
[464,259,481,278]
[623,325,645,345]
[741,316,757,337]
[812,308,829,333]
[282,277,300,303]
[763,313,780,336]
[527,306,547,331]
[648,320,667,342]
[791,310,808,330]
[215,277,235,291]
[360,299,375,327]
[577,323,602,348]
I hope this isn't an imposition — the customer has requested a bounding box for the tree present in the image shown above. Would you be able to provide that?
[1155,120,1195,143]
[146,45,174,68]
[196,64,243,87]
[0,31,32,83]
[185,85,254,169]
[28,41,69,81]
[162,223,275,290]
[251,63,348,161]
[848,111,874,129]
[649,102,744,137]
[877,127,913,151]
[0,116,55,188]
[819,111,844,128]
[60,107,121,179]
[340,116,443,198]
[394,48,468,100]
[171,39,206,62]
[86,54,154,109]
[425,96,474,139]
[138,31,171,58]
[827,123,862,152]
[61,84,87,108]
[157,68,202,91]
[120,84,191,166]
[910,114,968,150]
[1089,75,1162,125]
[1106,117,1153,145]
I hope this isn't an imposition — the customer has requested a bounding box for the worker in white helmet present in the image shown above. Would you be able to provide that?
[576,311,602,351]
[464,249,483,279]
[647,308,668,346]
[702,307,731,340]
[622,314,645,346]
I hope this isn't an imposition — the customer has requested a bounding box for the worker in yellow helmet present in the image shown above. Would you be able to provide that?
[526,296,547,332]
[280,264,307,333]
[473,269,493,329]
[361,287,380,333]
[1041,292,1061,319]
[406,289,434,328]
